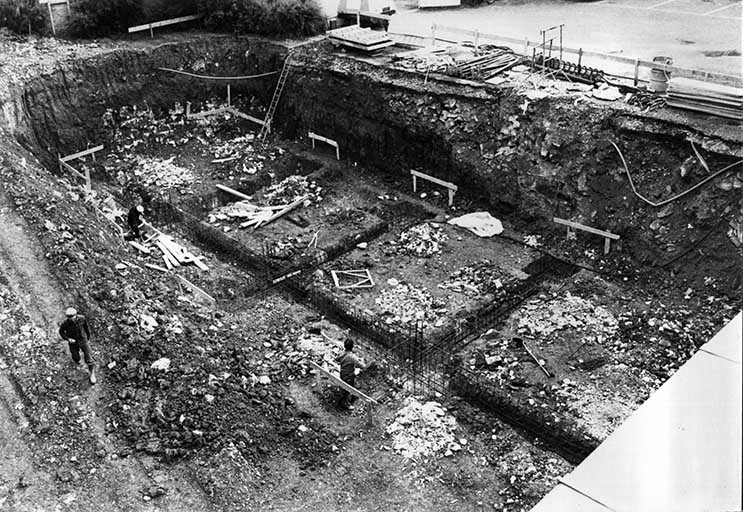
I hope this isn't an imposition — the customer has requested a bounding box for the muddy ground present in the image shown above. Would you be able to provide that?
[0,30,741,512]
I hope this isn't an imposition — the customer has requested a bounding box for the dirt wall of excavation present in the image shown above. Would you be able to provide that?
[0,35,740,478]
[4,38,740,297]
[279,48,742,295]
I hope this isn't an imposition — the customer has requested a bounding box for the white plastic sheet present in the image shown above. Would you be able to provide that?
[447,212,503,237]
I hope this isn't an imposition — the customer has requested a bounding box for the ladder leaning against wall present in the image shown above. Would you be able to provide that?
[259,53,293,143]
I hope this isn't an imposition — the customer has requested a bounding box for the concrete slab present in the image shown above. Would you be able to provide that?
[530,313,742,512]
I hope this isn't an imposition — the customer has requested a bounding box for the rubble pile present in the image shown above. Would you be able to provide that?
[474,335,525,386]
[263,175,323,206]
[118,156,197,194]
[385,398,463,459]
[212,134,262,173]
[392,51,455,74]
[375,280,446,325]
[439,259,506,296]
[395,222,448,257]
[103,104,182,152]
[611,305,731,378]
[517,292,618,340]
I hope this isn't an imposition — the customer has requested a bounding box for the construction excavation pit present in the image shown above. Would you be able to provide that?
[0,34,741,512]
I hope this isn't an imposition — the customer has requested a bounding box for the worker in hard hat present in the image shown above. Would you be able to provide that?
[126,204,146,240]
[58,307,96,385]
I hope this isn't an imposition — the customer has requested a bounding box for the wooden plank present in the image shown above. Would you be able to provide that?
[328,38,395,52]
[59,160,86,180]
[190,255,209,272]
[186,106,232,119]
[128,241,151,254]
[227,107,270,130]
[157,241,180,267]
[60,145,104,163]
[308,132,340,160]
[410,169,458,191]
[553,217,619,240]
[257,195,309,229]
[308,361,379,404]
[419,0,461,8]
[174,275,215,305]
[145,263,169,273]
[161,254,173,270]
[128,14,202,33]
[216,184,252,201]
[331,270,375,289]
[337,9,393,21]
[159,237,188,263]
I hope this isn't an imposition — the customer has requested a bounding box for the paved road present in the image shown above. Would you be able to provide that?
[381,0,742,77]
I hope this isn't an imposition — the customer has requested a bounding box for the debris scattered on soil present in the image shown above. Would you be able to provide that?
[118,156,197,194]
[517,292,618,339]
[439,259,505,296]
[263,175,322,206]
[396,222,448,257]
[375,281,446,325]
[385,398,463,459]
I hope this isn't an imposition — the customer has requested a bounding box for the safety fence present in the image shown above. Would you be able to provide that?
[391,25,742,88]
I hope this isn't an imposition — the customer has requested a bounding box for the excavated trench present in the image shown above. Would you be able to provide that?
[3,36,742,466]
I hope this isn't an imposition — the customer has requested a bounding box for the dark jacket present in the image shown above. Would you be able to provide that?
[59,315,91,343]
[127,207,143,230]
[335,351,364,382]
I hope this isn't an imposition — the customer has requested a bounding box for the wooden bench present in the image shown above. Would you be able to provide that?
[553,217,620,254]
[308,132,340,160]
[59,145,103,193]
[411,169,458,206]
[128,14,203,37]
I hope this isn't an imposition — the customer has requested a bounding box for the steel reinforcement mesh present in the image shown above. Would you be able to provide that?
[152,192,596,462]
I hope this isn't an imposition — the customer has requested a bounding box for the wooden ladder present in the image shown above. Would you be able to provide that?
[259,53,292,143]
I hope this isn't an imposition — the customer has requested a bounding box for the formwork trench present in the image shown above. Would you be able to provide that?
[1,35,741,511]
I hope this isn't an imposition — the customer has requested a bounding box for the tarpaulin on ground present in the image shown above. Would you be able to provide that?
[447,212,503,237]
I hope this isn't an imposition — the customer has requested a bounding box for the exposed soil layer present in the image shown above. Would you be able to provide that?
[0,31,741,512]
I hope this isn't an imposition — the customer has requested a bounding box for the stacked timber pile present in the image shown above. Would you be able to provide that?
[127,233,208,272]
[210,196,309,230]
[327,25,394,52]
[209,178,318,230]
[666,78,743,120]
[451,48,521,81]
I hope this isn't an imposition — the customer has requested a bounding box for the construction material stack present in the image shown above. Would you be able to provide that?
[452,48,522,81]
[666,78,743,120]
[327,25,394,52]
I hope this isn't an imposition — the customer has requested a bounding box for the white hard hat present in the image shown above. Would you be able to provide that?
[65,307,77,317]
[136,205,144,213]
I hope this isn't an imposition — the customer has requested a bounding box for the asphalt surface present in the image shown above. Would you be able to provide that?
[326,0,741,77]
